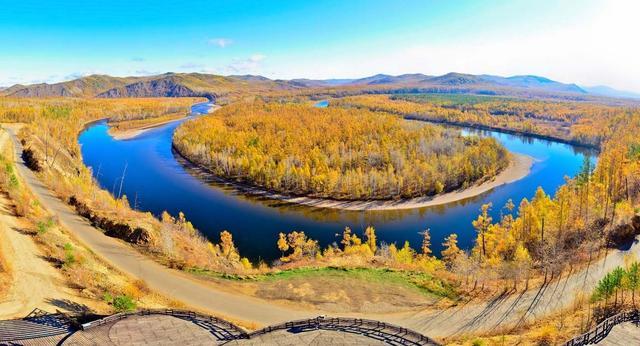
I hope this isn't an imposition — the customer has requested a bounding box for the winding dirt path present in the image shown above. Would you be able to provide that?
[4,127,316,327]
[0,130,90,319]
[0,192,81,319]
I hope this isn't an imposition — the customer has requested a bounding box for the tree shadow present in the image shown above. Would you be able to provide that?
[45,298,93,315]
[510,280,551,332]
[455,288,514,334]
[11,226,36,236]
[38,255,64,268]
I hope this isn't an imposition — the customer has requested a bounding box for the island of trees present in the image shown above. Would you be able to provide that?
[173,102,509,200]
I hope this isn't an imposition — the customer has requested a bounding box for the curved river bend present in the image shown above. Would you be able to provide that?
[79,102,596,262]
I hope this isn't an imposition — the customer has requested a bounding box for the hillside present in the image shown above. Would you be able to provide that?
[1,71,635,101]
[96,73,302,100]
[275,72,610,100]
[1,75,140,98]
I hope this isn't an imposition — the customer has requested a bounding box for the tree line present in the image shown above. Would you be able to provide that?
[332,94,632,147]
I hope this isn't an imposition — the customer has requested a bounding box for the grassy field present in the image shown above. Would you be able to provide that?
[260,267,458,299]
[189,266,459,312]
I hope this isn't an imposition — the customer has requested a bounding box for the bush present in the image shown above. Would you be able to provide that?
[532,324,557,346]
[63,243,75,267]
[36,218,55,235]
[471,339,485,346]
[112,295,137,312]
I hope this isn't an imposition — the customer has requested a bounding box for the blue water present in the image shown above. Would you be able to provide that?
[314,100,329,108]
[79,102,596,262]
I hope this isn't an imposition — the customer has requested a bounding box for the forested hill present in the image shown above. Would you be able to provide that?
[0,73,303,100]
[2,71,637,102]
[3,75,139,98]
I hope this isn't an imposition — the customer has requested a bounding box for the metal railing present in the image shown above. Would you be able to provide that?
[80,308,246,340]
[80,310,439,345]
[244,316,440,346]
[564,310,640,346]
[23,308,50,320]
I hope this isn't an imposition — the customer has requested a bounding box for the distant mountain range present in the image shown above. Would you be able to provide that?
[1,72,638,101]
[580,85,640,99]
[0,73,296,99]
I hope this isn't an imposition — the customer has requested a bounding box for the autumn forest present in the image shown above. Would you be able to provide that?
[1,78,640,345]
[173,102,509,200]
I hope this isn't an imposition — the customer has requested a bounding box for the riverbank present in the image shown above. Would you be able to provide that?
[285,153,533,210]
[175,147,533,211]
[108,104,219,140]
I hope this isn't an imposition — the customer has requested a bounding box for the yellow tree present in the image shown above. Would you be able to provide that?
[341,227,353,249]
[513,244,532,289]
[472,203,493,258]
[364,226,377,254]
[441,233,462,268]
[421,228,432,258]
[277,232,289,259]
[531,187,553,243]
[219,230,239,261]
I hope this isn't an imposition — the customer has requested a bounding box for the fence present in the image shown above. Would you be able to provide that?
[563,310,640,345]
[80,308,246,340]
[246,316,440,346]
[81,310,439,345]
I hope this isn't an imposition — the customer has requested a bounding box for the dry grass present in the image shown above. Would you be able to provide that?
[0,128,185,315]
[0,224,13,298]
[192,266,454,313]
[445,291,595,345]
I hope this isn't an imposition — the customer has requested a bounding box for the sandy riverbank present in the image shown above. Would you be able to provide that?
[177,148,534,211]
[109,105,220,140]
[261,153,533,210]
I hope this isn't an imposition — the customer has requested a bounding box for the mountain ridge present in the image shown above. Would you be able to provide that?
[581,85,640,99]
[1,72,634,101]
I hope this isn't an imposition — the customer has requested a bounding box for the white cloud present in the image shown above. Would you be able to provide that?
[65,72,88,80]
[226,54,267,74]
[208,38,233,48]
[133,70,159,76]
[179,62,205,69]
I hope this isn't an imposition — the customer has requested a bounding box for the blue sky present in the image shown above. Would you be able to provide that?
[1,0,639,92]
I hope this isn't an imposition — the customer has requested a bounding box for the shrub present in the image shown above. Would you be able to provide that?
[532,324,557,346]
[112,295,137,312]
[103,292,113,303]
[471,339,486,346]
[63,243,76,267]
[36,217,55,235]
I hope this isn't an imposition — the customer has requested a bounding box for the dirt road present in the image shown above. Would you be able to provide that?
[0,192,88,319]
[5,128,316,327]
[0,130,89,319]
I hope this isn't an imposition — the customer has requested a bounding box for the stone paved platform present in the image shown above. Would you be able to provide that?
[226,328,388,345]
[63,315,220,345]
[597,321,640,345]
[0,310,438,345]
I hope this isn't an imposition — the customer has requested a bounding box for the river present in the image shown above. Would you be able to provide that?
[79,102,596,262]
